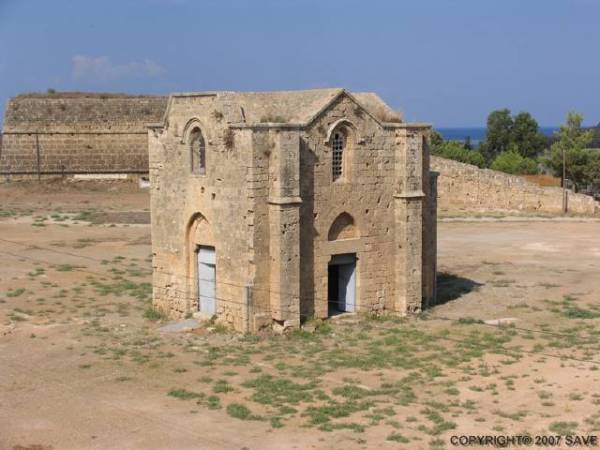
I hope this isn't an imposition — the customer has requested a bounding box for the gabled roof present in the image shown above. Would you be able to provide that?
[167,88,403,126]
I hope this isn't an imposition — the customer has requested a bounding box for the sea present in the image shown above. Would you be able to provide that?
[437,127,560,147]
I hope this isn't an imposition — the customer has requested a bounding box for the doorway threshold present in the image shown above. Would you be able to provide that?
[327,311,358,322]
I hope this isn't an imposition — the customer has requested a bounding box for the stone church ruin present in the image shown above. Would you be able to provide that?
[148,89,438,331]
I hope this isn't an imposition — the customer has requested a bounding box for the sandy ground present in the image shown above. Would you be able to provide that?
[1,182,599,450]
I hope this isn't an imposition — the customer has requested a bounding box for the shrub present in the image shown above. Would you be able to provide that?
[213,379,234,393]
[143,307,167,321]
[432,141,485,168]
[490,150,538,175]
[6,288,26,298]
[227,403,250,419]
[226,403,259,420]
[387,432,410,443]
[549,421,578,435]
[168,389,202,400]
[562,307,600,319]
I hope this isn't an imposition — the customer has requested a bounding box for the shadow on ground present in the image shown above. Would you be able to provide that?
[435,272,483,305]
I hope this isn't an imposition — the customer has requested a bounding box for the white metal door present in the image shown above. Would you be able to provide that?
[197,246,216,315]
[338,262,356,312]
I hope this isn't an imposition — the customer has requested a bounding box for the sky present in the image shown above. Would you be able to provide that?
[0,0,598,128]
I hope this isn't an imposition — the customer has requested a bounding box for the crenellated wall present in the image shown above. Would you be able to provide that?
[0,93,167,177]
[432,156,599,215]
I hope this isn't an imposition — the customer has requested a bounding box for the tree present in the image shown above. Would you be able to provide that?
[490,148,538,175]
[584,151,600,193]
[543,112,594,192]
[480,109,548,162]
[480,109,513,162]
[511,112,547,158]
[429,129,444,152]
[464,136,472,150]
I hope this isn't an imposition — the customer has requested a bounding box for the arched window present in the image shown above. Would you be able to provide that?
[331,131,345,181]
[190,128,206,174]
[327,120,357,183]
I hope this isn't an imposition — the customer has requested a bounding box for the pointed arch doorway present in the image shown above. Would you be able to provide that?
[187,213,216,316]
[328,253,356,315]
[326,212,359,315]
[197,246,216,315]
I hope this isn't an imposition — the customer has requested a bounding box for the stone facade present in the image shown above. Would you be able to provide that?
[432,156,599,215]
[149,89,437,331]
[0,93,167,178]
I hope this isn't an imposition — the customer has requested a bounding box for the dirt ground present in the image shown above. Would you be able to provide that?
[1,181,599,450]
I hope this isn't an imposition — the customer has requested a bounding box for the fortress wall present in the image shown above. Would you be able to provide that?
[431,156,599,215]
[0,93,167,176]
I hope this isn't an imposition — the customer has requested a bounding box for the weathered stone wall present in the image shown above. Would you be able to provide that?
[149,94,256,331]
[432,156,599,215]
[1,93,167,176]
[1,133,150,175]
[298,96,429,320]
[422,142,438,308]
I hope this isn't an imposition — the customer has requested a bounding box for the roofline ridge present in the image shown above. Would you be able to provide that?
[304,89,385,128]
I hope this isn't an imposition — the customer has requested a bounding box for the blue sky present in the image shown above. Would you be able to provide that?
[0,0,598,127]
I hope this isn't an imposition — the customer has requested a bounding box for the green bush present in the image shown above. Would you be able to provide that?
[227,403,250,419]
[143,307,167,321]
[167,389,202,400]
[490,150,538,175]
[431,141,485,168]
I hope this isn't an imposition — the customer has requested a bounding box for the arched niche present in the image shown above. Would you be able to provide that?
[187,212,214,247]
[328,212,359,241]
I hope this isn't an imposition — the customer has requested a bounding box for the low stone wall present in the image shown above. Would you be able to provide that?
[431,156,599,215]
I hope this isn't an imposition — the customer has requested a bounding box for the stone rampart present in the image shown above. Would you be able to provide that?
[432,156,599,215]
[0,93,167,176]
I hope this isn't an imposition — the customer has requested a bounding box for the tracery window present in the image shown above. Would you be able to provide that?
[332,131,345,181]
[190,128,206,174]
